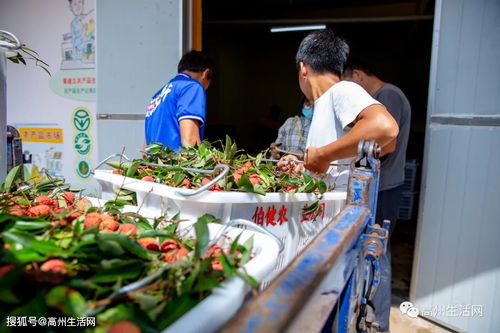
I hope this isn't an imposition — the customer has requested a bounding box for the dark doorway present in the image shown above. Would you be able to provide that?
[202,0,435,302]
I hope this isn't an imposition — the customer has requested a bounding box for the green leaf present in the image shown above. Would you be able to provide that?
[239,236,254,265]
[13,221,51,231]
[91,260,144,283]
[173,173,186,186]
[194,215,210,258]
[11,248,46,263]
[224,135,232,160]
[145,142,164,154]
[3,165,22,192]
[97,238,125,257]
[2,231,34,247]
[156,294,198,329]
[97,304,134,323]
[255,153,262,166]
[106,161,131,170]
[317,180,327,194]
[193,275,220,292]
[235,270,259,288]
[31,240,66,255]
[219,253,236,276]
[230,233,242,254]
[252,185,266,195]
[236,173,253,192]
[116,195,134,201]
[46,286,87,317]
[23,166,31,182]
[302,201,319,213]
[97,233,153,260]
[130,293,162,311]
[126,161,141,177]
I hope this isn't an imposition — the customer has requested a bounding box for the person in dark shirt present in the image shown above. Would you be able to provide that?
[343,61,411,333]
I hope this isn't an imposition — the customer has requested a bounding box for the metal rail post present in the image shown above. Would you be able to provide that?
[0,31,22,182]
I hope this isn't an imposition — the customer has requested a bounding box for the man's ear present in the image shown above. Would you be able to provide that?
[299,62,308,78]
[201,68,210,80]
[352,69,363,82]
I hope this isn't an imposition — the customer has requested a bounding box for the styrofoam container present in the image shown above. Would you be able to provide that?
[86,197,280,333]
[94,170,346,283]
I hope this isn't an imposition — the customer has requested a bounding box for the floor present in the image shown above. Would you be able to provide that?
[389,219,456,333]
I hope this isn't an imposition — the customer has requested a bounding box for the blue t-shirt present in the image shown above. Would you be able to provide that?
[145,73,206,151]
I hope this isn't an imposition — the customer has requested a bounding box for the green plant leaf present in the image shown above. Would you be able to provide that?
[194,215,210,258]
[31,240,66,255]
[97,238,125,257]
[11,248,46,263]
[3,165,22,192]
[255,153,262,166]
[91,260,144,283]
[317,180,327,194]
[235,270,259,288]
[173,173,186,186]
[126,161,141,177]
[97,233,153,260]
[13,221,51,231]
[156,293,198,329]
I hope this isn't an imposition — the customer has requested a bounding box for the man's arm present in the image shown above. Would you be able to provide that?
[179,119,201,147]
[305,104,398,173]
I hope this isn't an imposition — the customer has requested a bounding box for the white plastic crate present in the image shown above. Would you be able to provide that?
[94,170,347,283]
[86,197,280,333]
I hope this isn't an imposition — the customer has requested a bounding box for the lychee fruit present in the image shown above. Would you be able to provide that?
[137,237,159,251]
[249,174,262,185]
[160,239,180,253]
[99,219,119,232]
[76,198,92,212]
[40,259,67,274]
[61,192,75,204]
[35,196,55,206]
[107,321,140,333]
[28,205,51,217]
[164,247,189,263]
[141,176,155,182]
[118,223,137,237]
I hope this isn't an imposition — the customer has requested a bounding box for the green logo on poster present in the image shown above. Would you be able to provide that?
[73,108,91,131]
[76,160,91,179]
[74,132,92,155]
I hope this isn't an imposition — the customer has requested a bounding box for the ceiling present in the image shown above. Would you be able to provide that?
[203,0,435,23]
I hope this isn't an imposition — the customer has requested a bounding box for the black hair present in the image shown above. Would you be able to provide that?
[177,50,214,79]
[343,59,377,77]
[295,29,349,76]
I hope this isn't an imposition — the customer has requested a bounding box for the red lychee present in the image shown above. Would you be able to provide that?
[137,237,159,251]
[40,259,67,274]
[118,223,137,237]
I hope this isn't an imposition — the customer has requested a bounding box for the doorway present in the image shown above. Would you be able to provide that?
[202,0,435,304]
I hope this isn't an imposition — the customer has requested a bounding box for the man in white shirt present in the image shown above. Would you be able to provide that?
[280,29,398,182]
[279,30,398,332]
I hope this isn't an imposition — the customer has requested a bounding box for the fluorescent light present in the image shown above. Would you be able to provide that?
[270,25,326,33]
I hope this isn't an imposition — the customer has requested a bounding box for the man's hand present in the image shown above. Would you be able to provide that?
[277,154,304,176]
[270,143,281,159]
[304,146,330,173]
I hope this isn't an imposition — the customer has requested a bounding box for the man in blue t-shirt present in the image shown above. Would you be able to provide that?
[145,50,213,152]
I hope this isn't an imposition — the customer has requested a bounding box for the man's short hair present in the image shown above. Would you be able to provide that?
[295,29,349,76]
[178,50,214,79]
